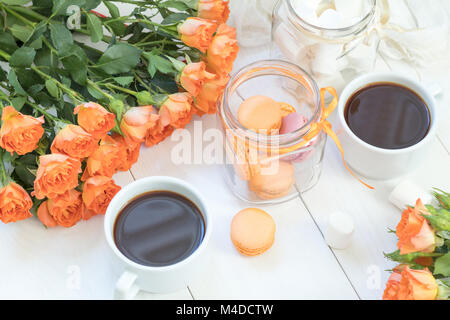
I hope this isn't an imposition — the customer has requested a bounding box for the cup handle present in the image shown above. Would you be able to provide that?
[114,270,140,300]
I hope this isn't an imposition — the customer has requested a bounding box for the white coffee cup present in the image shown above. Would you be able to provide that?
[335,73,438,180]
[104,176,212,299]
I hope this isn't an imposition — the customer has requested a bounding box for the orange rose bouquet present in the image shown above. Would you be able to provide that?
[383,189,450,300]
[0,1,238,228]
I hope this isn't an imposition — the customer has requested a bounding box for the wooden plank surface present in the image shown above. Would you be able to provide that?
[130,114,358,300]
[0,1,448,301]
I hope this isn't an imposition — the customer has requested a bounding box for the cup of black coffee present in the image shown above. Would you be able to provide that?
[336,73,437,180]
[104,176,212,298]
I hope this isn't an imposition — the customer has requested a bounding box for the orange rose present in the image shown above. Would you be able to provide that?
[33,154,81,200]
[120,106,159,144]
[0,181,32,223]
[111,133,140,171]
[145,120,175,147]
[74,102,116,139]
[0,106,45,155]
[82,135,122,180]
[179,62,216,97]
[178,17,218,53]
[37,190,83,228]
[384,266,438,300]
[396,199,435,255]
[198,0,230,24]
[382,271,402,300]
[51,124,98,159]
[206,24,239,75]
[37,200,58,228]
[82,176,121,217]
[159,93,194,129]
[195,74,229,114]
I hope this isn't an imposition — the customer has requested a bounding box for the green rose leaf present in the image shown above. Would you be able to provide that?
[179,0,198,9]
[161,12,190,25]
[114,76,134,87]
[14,164,37,187]
[84,0,101,10]
[9,24,33,43]
[96,43,142,75]
[45,79,61,99]
[8,69,27,96]
[104,1,120,18]
[34,48,59,69]
[0,0,30,5]
[86,12,104,43]
[144,52,176,77]
[434,252,450,277]
[24,21,47,47]
[159,1,190,11]
[0,32,18,54]
[60,44,88,85]
[52,0,85,16]
[9,47,36,68]
[11,96,27,111]
[49,23,74,52]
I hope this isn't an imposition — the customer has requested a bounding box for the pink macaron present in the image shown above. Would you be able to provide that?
[280,113,316,162]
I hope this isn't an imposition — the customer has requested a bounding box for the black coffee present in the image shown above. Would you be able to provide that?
[344,82,431,149]
[114,191,205,267]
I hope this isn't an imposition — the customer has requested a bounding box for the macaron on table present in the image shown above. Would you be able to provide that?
[0,1,450,301]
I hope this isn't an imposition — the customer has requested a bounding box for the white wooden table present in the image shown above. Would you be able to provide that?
[0,2,449,300]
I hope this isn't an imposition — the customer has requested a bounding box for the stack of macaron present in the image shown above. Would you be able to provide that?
[237,95,308,136]
[234,95,315,200]
[230,208,276,256]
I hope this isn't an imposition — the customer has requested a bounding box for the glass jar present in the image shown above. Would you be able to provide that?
[218,60,334,204]
[271,0,379,90]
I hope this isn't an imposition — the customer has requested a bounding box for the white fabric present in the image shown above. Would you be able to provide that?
[229,0,450,89]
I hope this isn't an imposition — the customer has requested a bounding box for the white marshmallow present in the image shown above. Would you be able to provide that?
[325,211,355,250]
[389,180,433,211]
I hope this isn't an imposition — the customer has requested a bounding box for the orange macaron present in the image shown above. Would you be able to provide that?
[249,160,295,200]
[237,95,283,134]
[230,208,276,256]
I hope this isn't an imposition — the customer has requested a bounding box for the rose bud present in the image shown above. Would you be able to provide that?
[179,62,216,97]
[197,0,230,24]
[396,199,436,255]
[178,17,218,53]
[206,24,239,76]
[159,93,194,129]
[195,74,229,115]
[120,106,159,144]
[383,266,438,300]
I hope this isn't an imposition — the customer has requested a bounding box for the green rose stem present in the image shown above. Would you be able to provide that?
[133,71,154,93]
[30,66,84,105]
[0,47,84,105]
[0,5,36,27]
[105,83,138,97]
[3,5,47,21]
[0,151,10,188]
[86,79,115,101]
[24,100,60,124]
